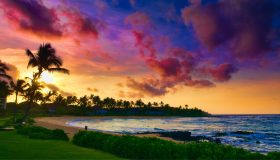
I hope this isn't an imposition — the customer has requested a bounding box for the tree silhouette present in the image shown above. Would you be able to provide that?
[0,81,13,110]
[22,75,44,120]
[123,100,131,108]
[0,61,12,110]
[26,43,69,80]
[90,95,101,107]
[11,79,27,104]
[54,94,67,105]
[42,90,57,104]
[135,99,144,107]
[78,95,90,107]
[0,60,12,80]
[22,43,69,121]
[153,102,158,107]
[66,96,78,105]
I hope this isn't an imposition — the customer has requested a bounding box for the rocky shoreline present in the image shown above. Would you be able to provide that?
[136,131,222,143]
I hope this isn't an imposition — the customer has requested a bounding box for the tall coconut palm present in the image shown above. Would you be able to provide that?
[26,43,69,79]
[0,61,12,80]
[23,43,69,121]
[11,79,27,104]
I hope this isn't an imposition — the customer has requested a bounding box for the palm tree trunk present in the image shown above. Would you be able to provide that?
[22,96,33,123]
[15,91,18,104]
[3,97,7,110]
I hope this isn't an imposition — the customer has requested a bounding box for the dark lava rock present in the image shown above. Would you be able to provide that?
[160,131,191,141]
[215,132,228,137]
[231,131,254,135]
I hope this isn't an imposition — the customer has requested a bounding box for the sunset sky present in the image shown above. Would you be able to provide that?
[0,0,279,114]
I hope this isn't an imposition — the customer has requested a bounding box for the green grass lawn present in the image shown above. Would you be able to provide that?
[0,131,124,160]
[0,117,10,127]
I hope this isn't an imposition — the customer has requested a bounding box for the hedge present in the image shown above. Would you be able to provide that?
[17,126,69,141]
[73,131,280,160]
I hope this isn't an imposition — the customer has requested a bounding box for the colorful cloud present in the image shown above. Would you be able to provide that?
[0,0,279,113]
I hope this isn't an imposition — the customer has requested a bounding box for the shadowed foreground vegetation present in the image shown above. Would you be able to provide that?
[16,125,69,141]
[0,131,123,160]
[73,131,280,160]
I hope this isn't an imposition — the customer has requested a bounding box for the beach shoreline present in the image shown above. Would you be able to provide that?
[34,116,178,141]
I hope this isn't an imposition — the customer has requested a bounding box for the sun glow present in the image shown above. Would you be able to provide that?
[41,72,55,83]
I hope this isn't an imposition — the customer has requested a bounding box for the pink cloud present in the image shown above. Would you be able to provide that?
[132,30,156,58]
[0,0,101,39]
[146,58,181,77]
[59,8,99,39]
[121,30,236,97]
[0,0,62,38]
[200,63,239,82]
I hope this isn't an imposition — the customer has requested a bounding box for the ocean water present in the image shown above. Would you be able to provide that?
[66,115,280,153]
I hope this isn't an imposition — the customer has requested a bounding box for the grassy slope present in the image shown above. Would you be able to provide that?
[0,131,124,160]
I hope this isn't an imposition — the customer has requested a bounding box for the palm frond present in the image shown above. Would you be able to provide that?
[48,68,70,74]
[26,49,38,68]
[26,49,36,59]
[0,63,9,71]
[0,73,12,80]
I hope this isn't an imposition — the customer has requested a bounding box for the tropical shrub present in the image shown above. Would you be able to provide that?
[73,131,280,160]
[17,126,69,141]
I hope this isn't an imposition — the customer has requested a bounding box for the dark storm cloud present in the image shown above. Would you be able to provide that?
[182,0,280,59]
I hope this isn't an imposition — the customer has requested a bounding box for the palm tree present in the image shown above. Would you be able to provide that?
[0,60,12,80]
[11,79,27,104]
[54,94,67,105]
[123,100,131,108]
[23,43,69,121]
[0,81,13,110]
[116,99,123,108]
[135,99,144,107]
[22,75,44,120]
[160,101,164,107]
[26,43,69,80]
[103,97,116,109]
[66,96,77,105]
[42,90,57,104]
[130,101,135,108]
[0,61,12,110]
[153,102,158,107]
[34,91,44,104]
[91,95,101,107]
[23,76,44,102]
[78,95,90,107]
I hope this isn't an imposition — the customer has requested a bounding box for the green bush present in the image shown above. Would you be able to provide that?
[52,129,69,141]
[73,131,280,160]
[17,126,69,141]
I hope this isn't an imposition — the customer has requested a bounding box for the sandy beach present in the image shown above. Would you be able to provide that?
[34,116,176,141]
